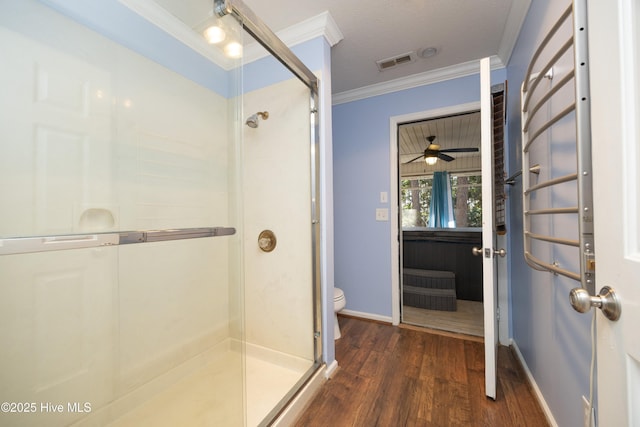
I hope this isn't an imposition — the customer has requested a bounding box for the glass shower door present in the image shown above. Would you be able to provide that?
[1,0,323,425]
[0,1,245,425]
[241,63,317,426]
[231,5,323,418]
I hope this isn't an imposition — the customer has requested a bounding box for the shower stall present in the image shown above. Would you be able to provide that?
[0,0,323,425]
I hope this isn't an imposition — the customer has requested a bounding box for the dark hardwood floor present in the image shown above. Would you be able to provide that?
[294,316,549,427]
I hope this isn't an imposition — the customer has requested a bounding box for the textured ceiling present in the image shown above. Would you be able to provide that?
[242,0,516,94]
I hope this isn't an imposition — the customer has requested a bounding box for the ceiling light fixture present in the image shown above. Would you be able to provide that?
[203,25,226,44]
[417,47,438,59]
[425,156,438,166]
[224,42,243,58]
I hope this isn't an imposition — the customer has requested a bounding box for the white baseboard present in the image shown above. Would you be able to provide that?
[340,309,393,324]
[510,339,558,427]
[325,359,339,379]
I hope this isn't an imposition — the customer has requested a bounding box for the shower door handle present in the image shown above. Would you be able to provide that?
[0,227,237,255]
[0,233,120,255]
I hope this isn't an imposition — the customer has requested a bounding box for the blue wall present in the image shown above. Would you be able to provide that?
[243,37,325,93]
[506,0,592,426]
[332,70,505,318]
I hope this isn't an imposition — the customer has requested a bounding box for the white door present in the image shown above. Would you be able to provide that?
[589,0,640,424]
[480,57,498,399]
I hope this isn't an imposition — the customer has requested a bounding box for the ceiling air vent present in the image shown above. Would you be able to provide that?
[376,52,416,71]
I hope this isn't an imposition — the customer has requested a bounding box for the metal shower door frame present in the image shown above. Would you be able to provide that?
[215,0,324,370]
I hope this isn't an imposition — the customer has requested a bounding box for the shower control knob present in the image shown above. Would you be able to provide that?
[569,286,621,321]
[258,230,277,252]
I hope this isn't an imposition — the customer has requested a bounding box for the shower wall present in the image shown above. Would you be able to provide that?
[242,76,314,360]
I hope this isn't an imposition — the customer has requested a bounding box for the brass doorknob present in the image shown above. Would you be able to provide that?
[258,230,276,252]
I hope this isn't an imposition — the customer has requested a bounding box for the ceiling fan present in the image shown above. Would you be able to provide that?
[405,135,479,165]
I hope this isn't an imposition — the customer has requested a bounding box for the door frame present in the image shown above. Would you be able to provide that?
[389,101,510,343]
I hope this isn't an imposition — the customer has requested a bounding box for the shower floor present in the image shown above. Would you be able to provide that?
[85,344,312,427]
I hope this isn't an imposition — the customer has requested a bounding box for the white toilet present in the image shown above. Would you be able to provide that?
[333,287,346,339]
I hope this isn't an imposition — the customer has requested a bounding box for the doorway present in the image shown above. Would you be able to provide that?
[390,87,506,338]
[397,109,485,336]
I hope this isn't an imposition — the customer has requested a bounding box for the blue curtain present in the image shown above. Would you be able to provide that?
[428,171,456,228]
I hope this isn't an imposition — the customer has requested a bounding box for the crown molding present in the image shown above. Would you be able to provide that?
[333,56,505,105]
[282,10,343,48]
[498,0,532,65]
[244,11,343,64]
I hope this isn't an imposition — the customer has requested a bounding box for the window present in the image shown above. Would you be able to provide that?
[401,173,482,228]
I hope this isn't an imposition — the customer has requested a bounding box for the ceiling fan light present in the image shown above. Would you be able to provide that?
[425,156,438,166]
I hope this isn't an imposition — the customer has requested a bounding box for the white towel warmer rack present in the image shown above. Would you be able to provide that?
[520,0,595,294]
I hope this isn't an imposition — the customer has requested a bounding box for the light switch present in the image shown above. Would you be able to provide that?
[376,208,389,221]
[380,191,388,203]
